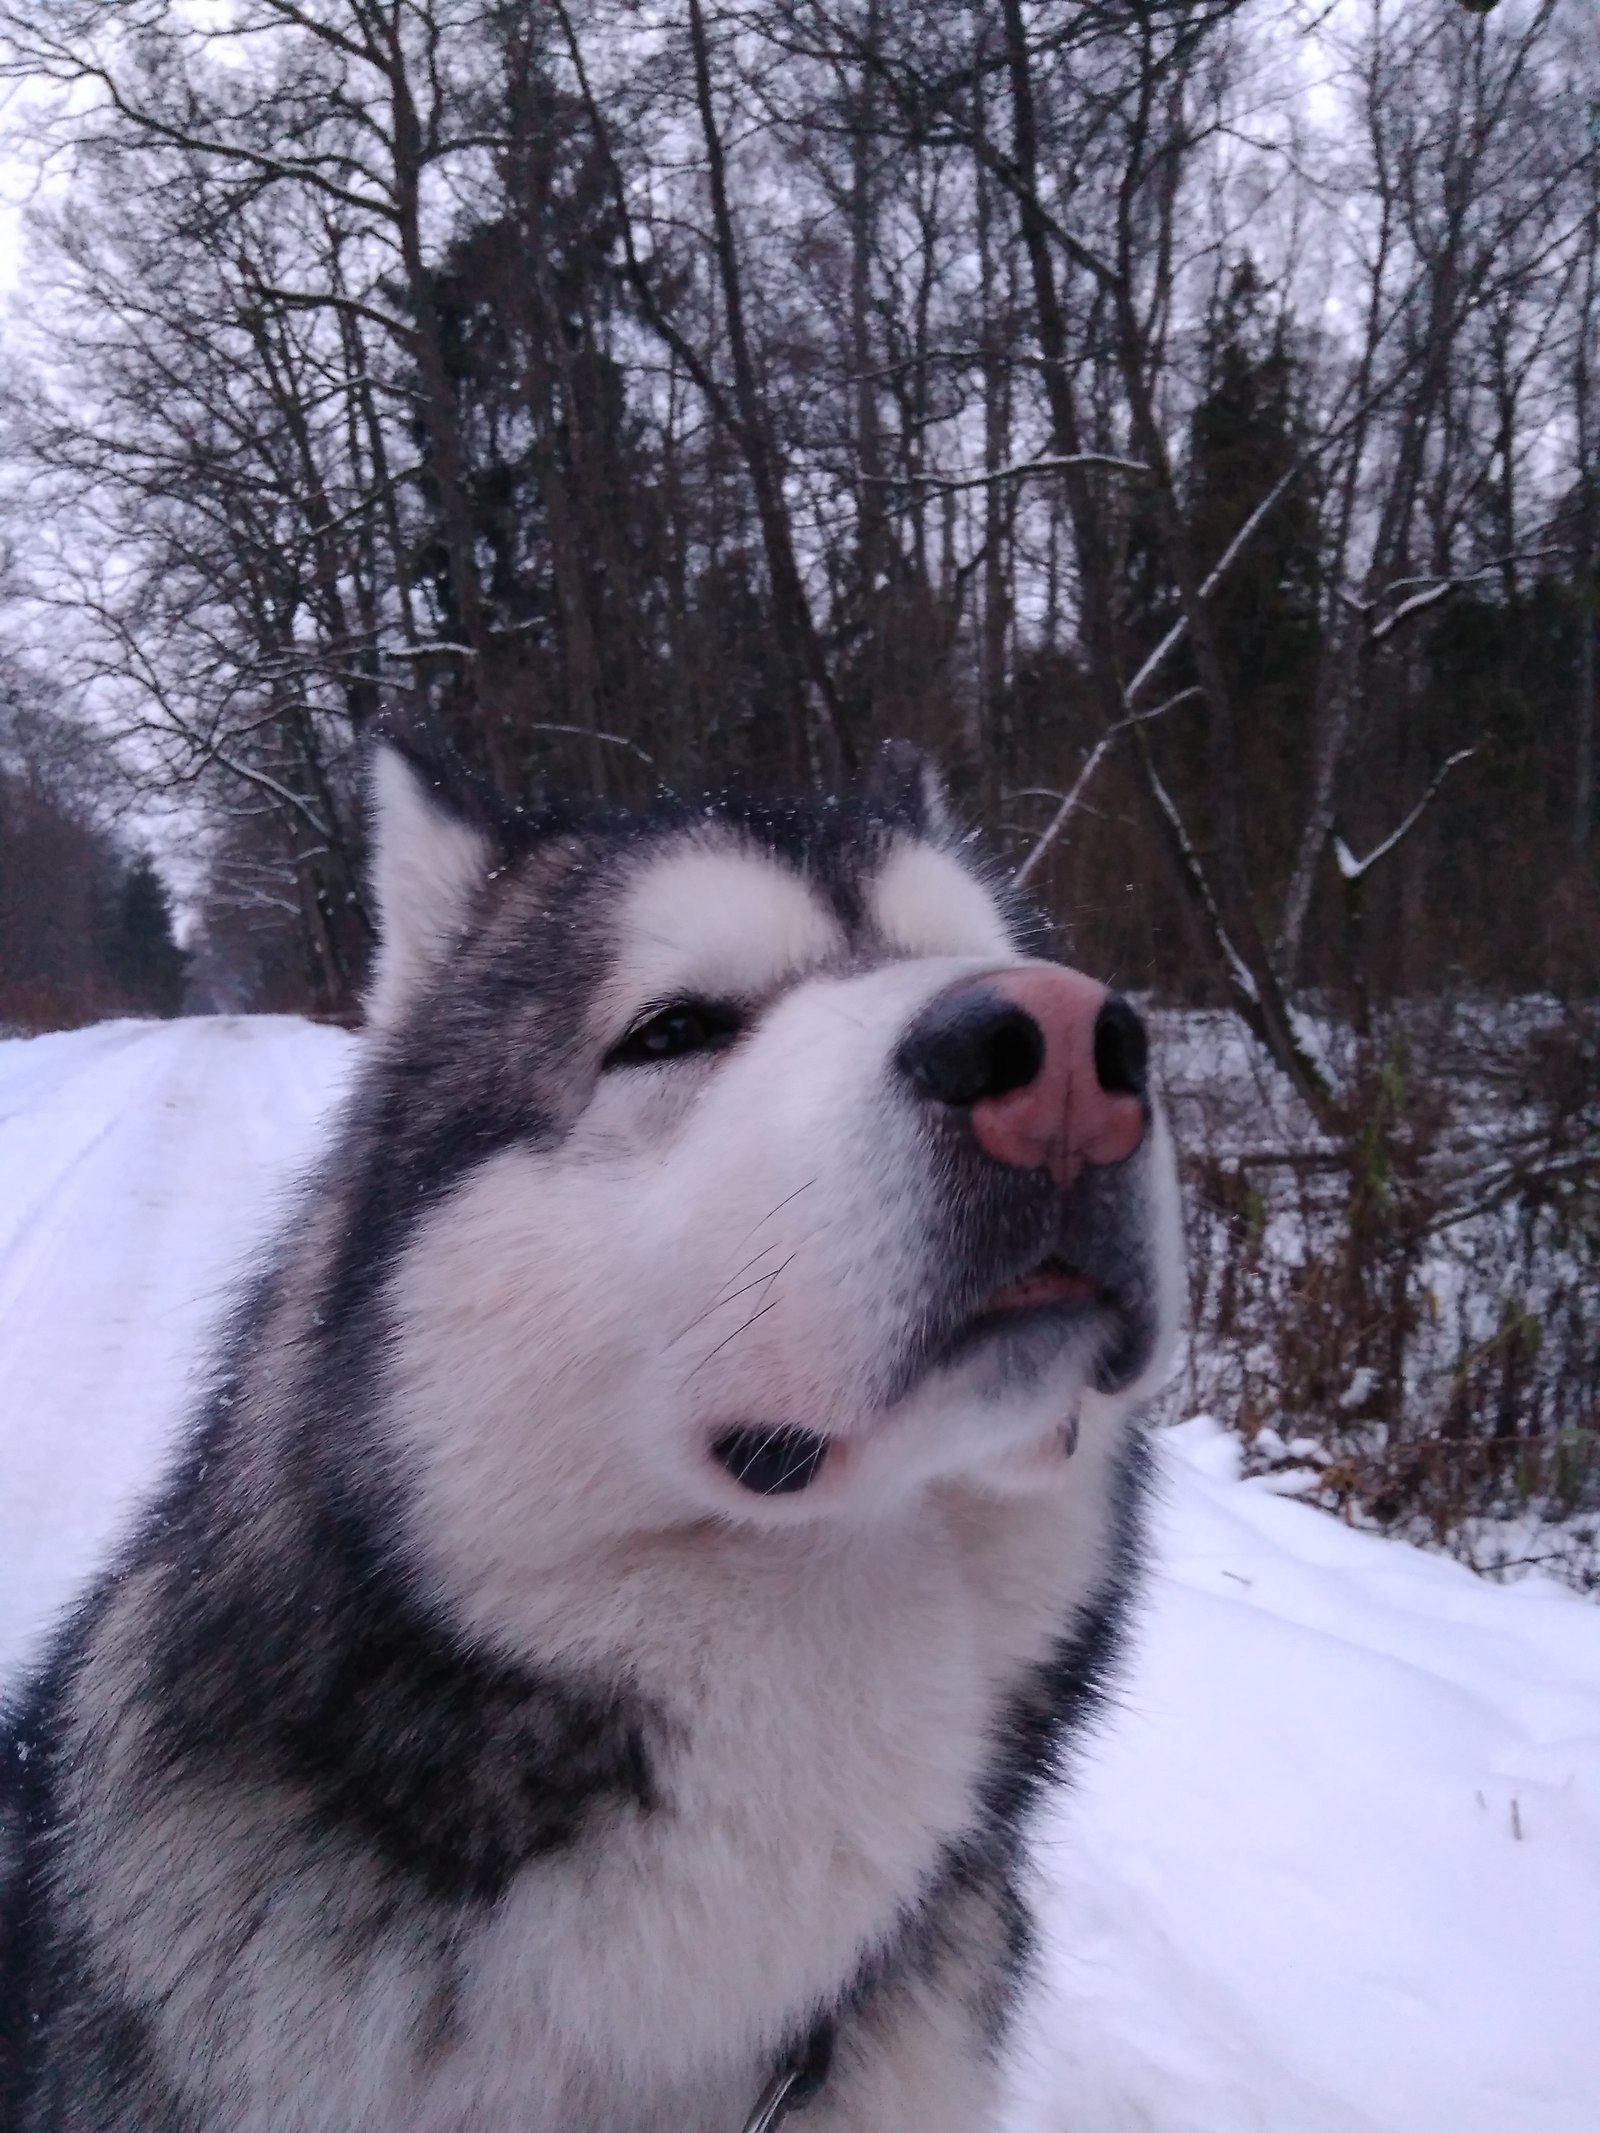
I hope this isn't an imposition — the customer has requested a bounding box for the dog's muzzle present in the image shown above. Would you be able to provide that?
[891,970,1161,1398]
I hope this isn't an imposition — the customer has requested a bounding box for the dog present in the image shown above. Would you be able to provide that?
[0,738,1181,2132]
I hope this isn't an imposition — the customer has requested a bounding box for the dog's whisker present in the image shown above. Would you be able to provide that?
[669,1214,824,1348]
[748,1177,818,1234]
[706,1238,789,1305]
[709,1180,819,1277]
[669,1254,798,1347]
[680,1294,785,1385]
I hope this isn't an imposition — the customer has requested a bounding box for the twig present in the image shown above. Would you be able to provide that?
[1333,750,1476,881]
[864,452,1148,495]
[1014,688,1200,887]
[519,724,657,772]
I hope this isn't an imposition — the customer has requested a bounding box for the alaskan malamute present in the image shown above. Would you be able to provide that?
[1,740,1181,2132]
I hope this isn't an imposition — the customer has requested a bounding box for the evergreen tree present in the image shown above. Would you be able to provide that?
[1109,257,1325,984]
[104,853,187,1017]
[1185,259,1324,907]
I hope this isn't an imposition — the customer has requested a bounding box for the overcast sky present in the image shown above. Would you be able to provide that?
[0,173,23,292]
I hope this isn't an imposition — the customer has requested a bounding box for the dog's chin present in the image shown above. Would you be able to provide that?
[906,1254,1143,1411]
[695,1270,1147,1517]
[935,1259,1100,1369]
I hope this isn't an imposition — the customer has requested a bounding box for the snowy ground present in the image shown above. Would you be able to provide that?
[2,1017,1597,2133]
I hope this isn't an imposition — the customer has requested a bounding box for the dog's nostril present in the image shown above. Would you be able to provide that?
[982,1010,1046,1100]
[897,994,1045,1108]
[1093,996,1148,1099]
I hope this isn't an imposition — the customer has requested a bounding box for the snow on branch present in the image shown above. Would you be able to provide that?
[201,747,332,842]
[379,642,477,661]
[1363,548,1572,645]
[865,453,1149,495]
[1333,750,1476,883]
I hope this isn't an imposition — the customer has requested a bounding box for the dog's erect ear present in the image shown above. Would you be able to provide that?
[860,739,954,840]
[366,740,498,1030]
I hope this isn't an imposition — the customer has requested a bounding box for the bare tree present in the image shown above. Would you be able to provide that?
[1,0,1594,1020]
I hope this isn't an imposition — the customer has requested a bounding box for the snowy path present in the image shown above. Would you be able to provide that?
[1,1018,1596,2132]
[0,1016,354,1669]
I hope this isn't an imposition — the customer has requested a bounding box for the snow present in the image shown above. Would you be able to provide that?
[2,1016,1597,2133]
[1008,1421,1600,2133]
[0,1016,353,1667]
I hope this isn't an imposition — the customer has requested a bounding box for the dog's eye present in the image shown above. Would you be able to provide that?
[606,999,744,1067]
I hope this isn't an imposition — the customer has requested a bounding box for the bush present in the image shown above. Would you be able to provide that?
[1164,998,1600,1591]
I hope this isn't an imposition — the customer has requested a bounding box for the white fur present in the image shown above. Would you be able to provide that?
[365,749,495,1029]
[600,841,846,1041]
[347,836,1180,2128]
[871,838,1017,962]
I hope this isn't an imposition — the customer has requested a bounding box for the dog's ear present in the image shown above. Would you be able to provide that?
[860,739,954,840]
[366,738,499,1030]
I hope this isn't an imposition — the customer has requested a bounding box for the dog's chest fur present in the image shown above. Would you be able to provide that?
[448,1472,1111,2095]
[73,1460,1115,2133]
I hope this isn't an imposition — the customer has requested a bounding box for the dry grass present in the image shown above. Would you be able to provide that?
[1160,998,1600,1591]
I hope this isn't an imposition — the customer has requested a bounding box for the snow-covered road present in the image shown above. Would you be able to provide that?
[2,1017,1596,2132]
[0,1015,352,1669]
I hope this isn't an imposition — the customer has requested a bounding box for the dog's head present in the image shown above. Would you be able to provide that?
[347,740,1180,1586]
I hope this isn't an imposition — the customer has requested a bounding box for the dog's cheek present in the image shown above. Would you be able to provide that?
[378,1150,682,1620]
[577,1061,714,1151]
[1141,1102,1187,1386]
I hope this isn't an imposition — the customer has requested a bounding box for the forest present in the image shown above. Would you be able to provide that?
[0,0,1596,1577]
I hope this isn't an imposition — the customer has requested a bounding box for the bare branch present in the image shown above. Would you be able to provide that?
[1364,549,1572,645]
[865,452,1149,495]
[1333,751,1477,883]
[517,724,658,773]
[1015,689,1201,887]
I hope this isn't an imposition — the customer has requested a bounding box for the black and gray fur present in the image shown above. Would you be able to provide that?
[0,741,1175,2133]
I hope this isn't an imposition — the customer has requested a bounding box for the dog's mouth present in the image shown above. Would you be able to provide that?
[980,1254,1100,1316]
[941,1252,1105,1360]
[712,1425,831,1497]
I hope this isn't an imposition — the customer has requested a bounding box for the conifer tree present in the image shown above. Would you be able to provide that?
[1185,259,1323,913]
[104,854,187,1018]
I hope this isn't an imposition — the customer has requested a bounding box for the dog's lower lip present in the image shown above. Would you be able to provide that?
[981,1258,1098,1314]
[712,1426,830,1496]
[929,1258,1109,1375]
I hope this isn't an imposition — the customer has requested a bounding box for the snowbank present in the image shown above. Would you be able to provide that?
[2,1018,1596,2131]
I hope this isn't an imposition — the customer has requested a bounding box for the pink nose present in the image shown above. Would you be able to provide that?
[896,968,1147,1187]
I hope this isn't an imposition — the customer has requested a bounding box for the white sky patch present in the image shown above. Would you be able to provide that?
[0,160,26,293]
